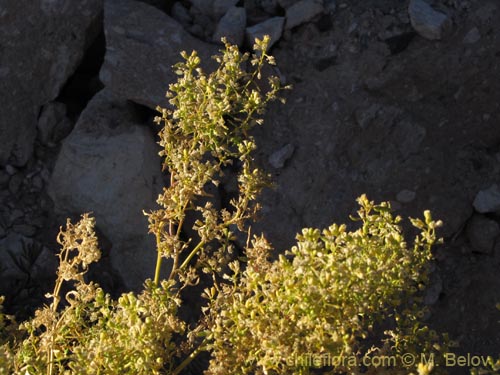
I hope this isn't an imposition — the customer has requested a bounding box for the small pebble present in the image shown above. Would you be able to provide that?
[396,189,416,203]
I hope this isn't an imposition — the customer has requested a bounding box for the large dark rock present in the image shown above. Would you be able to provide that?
[0,0,102,167]
[48,89,165,291]
[100,0,218,110]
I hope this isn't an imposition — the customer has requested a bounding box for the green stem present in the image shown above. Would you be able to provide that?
[171,339,207,375]
[178,240,206,272]
[153,232,163,286]
[154,173,177,286]
[168,201,189,281]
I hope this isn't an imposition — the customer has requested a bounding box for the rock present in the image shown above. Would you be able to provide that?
[171,2,193,26]
[474,3,497,23]
[428,191,473,239]
[394,120,426,158]
[30,246,58,282]
[9,209,24,225]
[32,175,45,191]
[48,89,166,291]
[396,189,416,203]
[285,0,324,30]
[213,0,240,20]
[324,0,336,13]
[189,7,216,38]
[463,27,480,44]
[0,171,9,188]
[12,224,37,237]
[466,214,500,254]
[213,7,247,46]
[269,144,295,169]
[189,24,206,39]
[0,1,102,166]
[188,0,213,17]
[0,235,57,300]
[26,213,46,229]
[37,102,72,146]
[473,184,500,214]
[244,0,269,24]
[355,104,381,128]
[0,225,6,240]
[100,0,218,110]
[424,271,442,305]
[0,234,37,282]
[258,0,279,15]
[245,17,285,50]
[8,173,23,195]
[4,165,17,176]
[277,0,301,8]
[408,0,451,40]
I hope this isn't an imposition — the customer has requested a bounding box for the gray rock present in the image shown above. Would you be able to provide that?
[259,0,279,15]
[30,215,46,229]
[354,104,381,128]
[12,224,37,237]
[463,27,480,44]
[466,214,500,254]
[213,0,240,20]
[408,0,451,40]
[269,144,295,169]
[37,102,72,146]
[189,6,216,38]
[30,246,58,282]
[473,184,500,214]
[428,191,473,239]
[0,234,36,281]
[394,120,426,158]
[100,0,218,110]
[0,0,102,166]
[277,0,301,8]
[0,225,6,240]
[0,235,56,297]
[424,271,442,305]
[285,0,324,30]
[48,89,166,291]
[8,174,23,195]
[9,209,24,225]
[396,189,416,203]
[474,3,497,22]
[324,0,336,13]
[188,0,213,17]
[245,17,285,50]
[213,7,247,46]
[4,165,17,176]
[32,175,45,191]
[171,2,193,26]
[0,171,9,188]
[189,23,206,39]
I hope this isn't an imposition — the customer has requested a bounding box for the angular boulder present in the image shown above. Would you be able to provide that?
[285,0,324,30]
[245,17,285,50]
[473,184,500,214]
[100,0,218,110]
[0,0,102,166]
[48,89,166,291]
[213,7,247,46]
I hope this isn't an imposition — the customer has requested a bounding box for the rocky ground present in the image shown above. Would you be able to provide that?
[1,0,500,373]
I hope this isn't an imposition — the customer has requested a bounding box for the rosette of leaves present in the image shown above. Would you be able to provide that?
[205,195,445,375]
